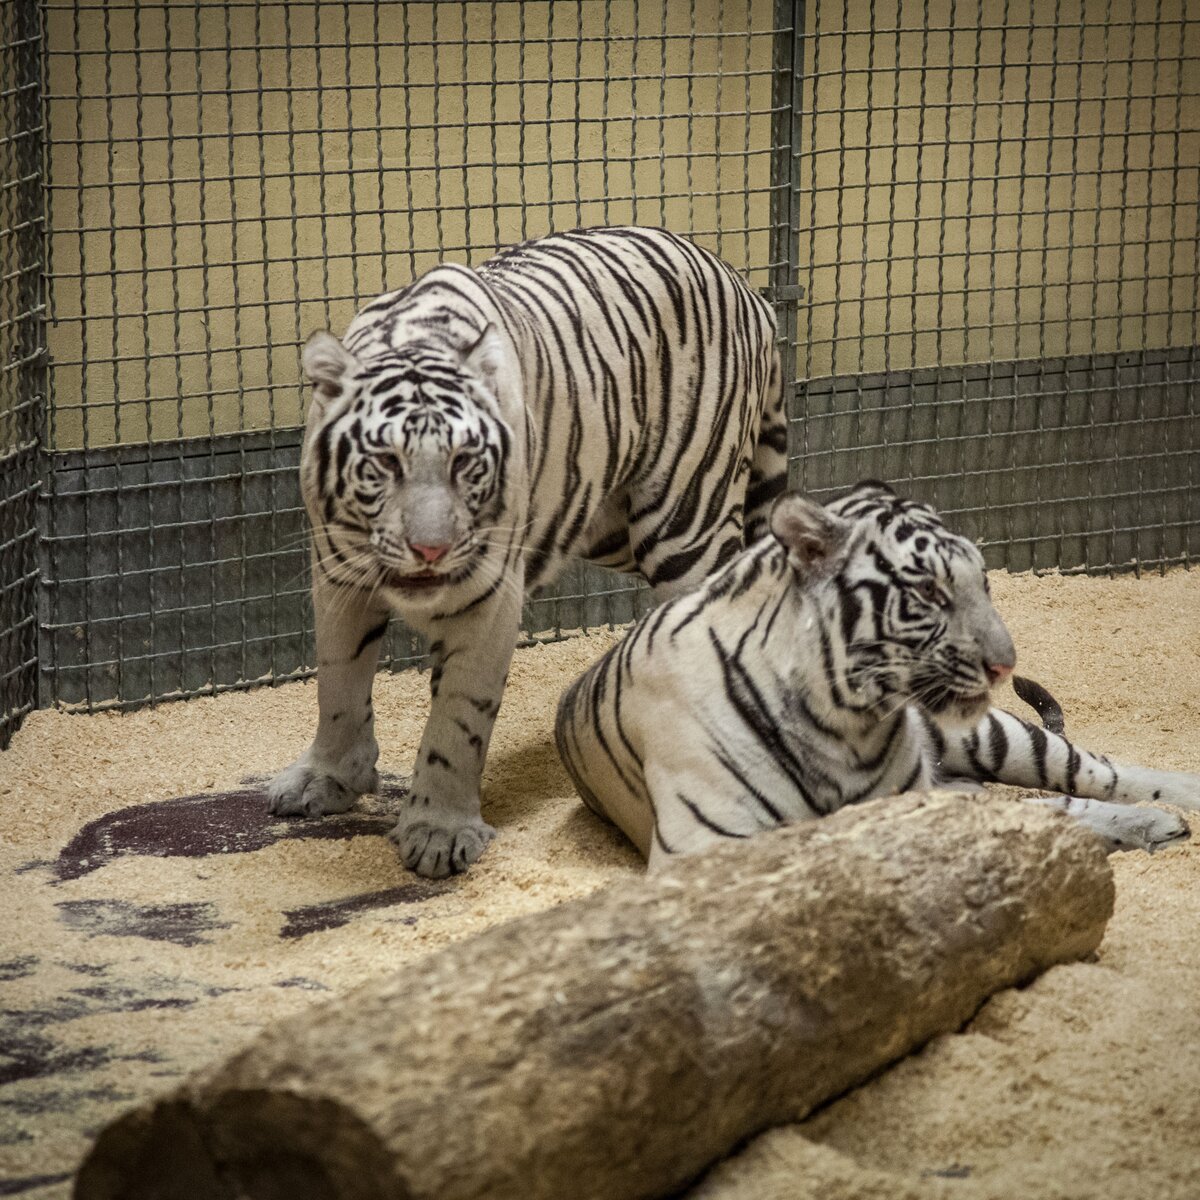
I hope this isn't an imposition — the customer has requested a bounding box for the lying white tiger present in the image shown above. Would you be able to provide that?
[555,482,1197,865]
[267,227,786,878]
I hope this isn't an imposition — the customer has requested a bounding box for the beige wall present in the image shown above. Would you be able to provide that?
[797,0,1200,378]
[44,0,775,448]
[1,1,41,453]
[43,0,1200,448]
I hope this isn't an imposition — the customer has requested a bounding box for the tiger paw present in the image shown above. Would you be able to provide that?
[266,759,377,818]
[1105,806,1190,854]
[1055,795,1192,854]
[389,814,496,878]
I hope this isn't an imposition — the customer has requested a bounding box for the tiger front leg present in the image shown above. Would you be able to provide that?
[937,707,1198,850]
[1025,795,1190,854]
[267,580,389,818]
[940,707,1200,812]
[390,580,522,879]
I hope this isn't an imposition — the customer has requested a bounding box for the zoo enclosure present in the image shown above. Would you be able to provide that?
[1,0,1197,748]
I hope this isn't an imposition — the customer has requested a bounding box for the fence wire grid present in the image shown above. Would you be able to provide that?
[1,1,44,746]
[789,0,1200,578]
[0,0,1196,737]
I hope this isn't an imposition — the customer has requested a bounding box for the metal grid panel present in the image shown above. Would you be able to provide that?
[38,0,789,711]
[789,0,1200,572]
[20,0,1200,724]
[0,0,44,748]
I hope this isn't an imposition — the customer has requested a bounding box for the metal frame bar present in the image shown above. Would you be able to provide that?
[0,0,45,748]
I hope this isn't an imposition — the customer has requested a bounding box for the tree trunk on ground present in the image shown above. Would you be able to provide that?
[75,792,1113,1200]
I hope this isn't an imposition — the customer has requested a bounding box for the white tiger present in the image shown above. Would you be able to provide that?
[555,482,1197,866]
[266,227,786,878]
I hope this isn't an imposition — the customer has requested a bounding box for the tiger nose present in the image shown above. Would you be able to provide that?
[408,541,450,564]
[985,661,1013,685]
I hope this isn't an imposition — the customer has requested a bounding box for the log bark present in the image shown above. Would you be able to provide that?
[75,793,1113,1200]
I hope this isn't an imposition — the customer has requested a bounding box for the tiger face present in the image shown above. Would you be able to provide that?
[771,482,1016,725]
[299,326,514,602]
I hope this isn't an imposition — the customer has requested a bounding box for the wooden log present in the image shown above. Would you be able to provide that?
[75,793,1113,1200]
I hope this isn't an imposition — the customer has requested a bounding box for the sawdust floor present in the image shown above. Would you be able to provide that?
[2,570,1199,1198]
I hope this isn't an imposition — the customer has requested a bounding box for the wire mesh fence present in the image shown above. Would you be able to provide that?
[1,0,1197,729]
[0,1,44,748]
[37,0,789,712]
[790,0,1200,573]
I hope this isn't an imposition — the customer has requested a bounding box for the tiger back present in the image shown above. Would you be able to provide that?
[555,482,1198,866]
[267,227,786,879]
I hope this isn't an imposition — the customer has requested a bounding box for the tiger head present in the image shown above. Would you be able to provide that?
[770,481,1015,725]
[299,325,515,602]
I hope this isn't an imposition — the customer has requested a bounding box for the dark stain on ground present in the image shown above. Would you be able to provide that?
[922,1165,973,1179]
[49,783,409,882]
[2,1080,133,1119]
[71,991,196,1015]
[279,882,449,939]
[274,976,331,991]
[0,1029,116,1088]
[61,961,110,977]
[12,859,52,875]
[0,956,38,982]
[0,1173,73,1196]
[1,973,222,1086]
[56,899,230,947]
[0,1015,169,1091]
[2,995,192,1079]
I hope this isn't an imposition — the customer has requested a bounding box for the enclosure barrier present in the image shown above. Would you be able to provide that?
[0,1,44,746]
[0,0,1196,745]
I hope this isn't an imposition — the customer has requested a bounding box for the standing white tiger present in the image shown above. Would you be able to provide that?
[267,227,786,878]
[556,482,1197,866]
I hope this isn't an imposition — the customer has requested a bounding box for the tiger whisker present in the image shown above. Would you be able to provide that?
[278,549,376,595]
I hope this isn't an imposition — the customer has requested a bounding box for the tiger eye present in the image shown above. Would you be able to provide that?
[915,577,947,607]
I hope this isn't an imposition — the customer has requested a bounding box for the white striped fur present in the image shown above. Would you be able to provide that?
[556,483,1196,866]
[267,227,786,877]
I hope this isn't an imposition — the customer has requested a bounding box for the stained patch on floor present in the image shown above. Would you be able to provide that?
[279,882,451,939]
[48,789,400,882]
[55,900,231,946]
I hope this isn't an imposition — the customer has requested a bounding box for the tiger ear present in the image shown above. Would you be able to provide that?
[769,493,847,572]
[460,323,505,380]
[303,331,358,407]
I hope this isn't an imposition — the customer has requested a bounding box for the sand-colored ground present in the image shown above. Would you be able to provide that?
[1,569,1198,1197]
